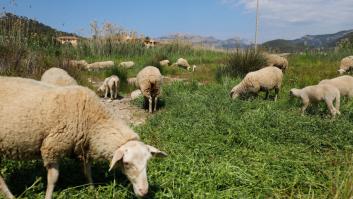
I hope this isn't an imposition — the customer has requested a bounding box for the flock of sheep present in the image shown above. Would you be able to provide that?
[0,53,352,199]
[230,54,353,117]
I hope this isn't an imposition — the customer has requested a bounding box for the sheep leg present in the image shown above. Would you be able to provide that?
[104,88,108,99]
[301,98,310,116]
[110,86,114,100]
[154,97,158,112]
[115,83,119,99]
[324,98,337,117]
[83,161,94,187]
[45,163,59,199]
[0,175,14,199]
[149,96,153,113]
[335,95,341,115]
[274,87,280,101]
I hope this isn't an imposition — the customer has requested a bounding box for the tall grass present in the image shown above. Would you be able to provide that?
[216,49,267,81]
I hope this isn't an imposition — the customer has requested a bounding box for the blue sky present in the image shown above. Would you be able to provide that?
[2,0,353,42]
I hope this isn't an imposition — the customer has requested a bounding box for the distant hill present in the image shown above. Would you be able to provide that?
[0,13,77,40]
[158,34,251,49]
[262,29,353,52]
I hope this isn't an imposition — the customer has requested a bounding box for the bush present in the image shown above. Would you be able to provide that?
[144,52,169,75]
[216,49,266,80]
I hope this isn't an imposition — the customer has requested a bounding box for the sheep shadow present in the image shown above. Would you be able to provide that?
[142,97,166,112]
[3,159,135,197]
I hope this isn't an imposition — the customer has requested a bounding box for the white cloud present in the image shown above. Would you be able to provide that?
[221,0,353,41]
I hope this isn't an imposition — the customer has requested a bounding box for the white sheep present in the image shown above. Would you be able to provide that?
[130,89,142,100]
[97,75,120,100]
[319,75,353,98]
[119,61,135,68]
[173,58,197,71]
[338,56,353,74]
[230,66,283,101]
[290,84,340,117]
[86,61,114,71]
[159,59,170,67]
[263,53,289,72]
[68,60,88,68]
[136,66,163,113]
[41,67,78,86]
[0,76,167,199]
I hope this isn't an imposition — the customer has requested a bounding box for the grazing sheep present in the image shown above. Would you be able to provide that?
[159,59,170,67]
[86,61,114,71]
[97,75,120,100]
[290,84,340,117]
[0,76,167,199]
[41,67,78,86]
[263,53,289,72]
[319,75,353,98]
[136,66,162,113]
[338,56,353,74]
[68,60,88,68]
[230,66,283,101]
[173,58,197,71]
[119,61,135,68]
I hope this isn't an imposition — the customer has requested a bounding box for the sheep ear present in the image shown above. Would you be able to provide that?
[146,145,167,157]
[109,148,124,171]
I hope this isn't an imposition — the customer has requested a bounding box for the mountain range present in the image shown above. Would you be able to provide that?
[262,30,353,52]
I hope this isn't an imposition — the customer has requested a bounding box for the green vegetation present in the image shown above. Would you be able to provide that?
[1,13,353,199]
[216,49,267,81]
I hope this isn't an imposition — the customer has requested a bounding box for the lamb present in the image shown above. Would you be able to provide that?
[338,56,353,74]
[159,59,170,67]
[230,66,283,101]
[319,75,353,98]
[290,84,340,117]
[0,76,167,199]
[97,75,120,100]
[119,61,135,68]
[41,67,78,86]
[136,66,163,113]
[172,58,197,71]
[86,61,114,71]
[263,53,289,72]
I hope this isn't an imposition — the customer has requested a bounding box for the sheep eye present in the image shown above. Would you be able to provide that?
[123,162,130,166]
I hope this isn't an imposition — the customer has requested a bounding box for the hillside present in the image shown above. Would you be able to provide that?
[0,12,77,40]
[263,29,353,52]
[158,33,250,49]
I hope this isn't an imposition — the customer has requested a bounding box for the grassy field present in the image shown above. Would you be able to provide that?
[1,50,353,199]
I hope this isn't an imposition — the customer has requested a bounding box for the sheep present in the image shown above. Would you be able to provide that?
[130,89,142,100]
[86,61,114,71]
[41,67,78,86]
[68,60,88,68]
[263,53,289,72]
[97,75,120,100]
[0,76,167,199]
[290,84,340,117]
[136,66,163,113]
[119,61,135,68]
[230,66,283,101]
[172,58,197,71]
[338,56,353,74]
[319,75,353,98]
[159,59,170,67]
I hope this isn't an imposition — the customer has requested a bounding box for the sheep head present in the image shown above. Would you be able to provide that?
[338,69,346,74]
[109,141,167,197]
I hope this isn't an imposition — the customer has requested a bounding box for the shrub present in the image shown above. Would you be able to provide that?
[144,52,169,75]
[216,49,266,80]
